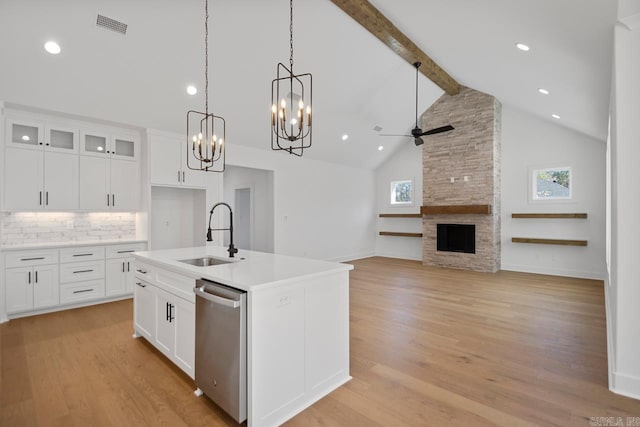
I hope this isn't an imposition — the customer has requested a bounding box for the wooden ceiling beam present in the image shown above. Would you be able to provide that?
[330,0,460,95]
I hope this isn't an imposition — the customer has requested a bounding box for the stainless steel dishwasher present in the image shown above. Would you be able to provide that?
[194,279,247,423]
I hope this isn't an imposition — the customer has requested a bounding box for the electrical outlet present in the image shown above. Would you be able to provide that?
[450,177,455,183]
[277,295,290,306]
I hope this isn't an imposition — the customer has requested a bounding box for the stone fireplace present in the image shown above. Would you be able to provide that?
[421,87,501,273]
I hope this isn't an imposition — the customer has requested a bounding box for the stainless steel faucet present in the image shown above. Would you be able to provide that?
[206,202,239,258]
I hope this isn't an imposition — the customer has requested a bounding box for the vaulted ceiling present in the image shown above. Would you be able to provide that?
[0,0,616,169]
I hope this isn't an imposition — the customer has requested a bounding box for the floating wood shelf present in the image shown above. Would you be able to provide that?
[512,237,588,247]
[379,213,422,218]
[512,213,588,219]
[379,232,423,238]
[421,204,492,215]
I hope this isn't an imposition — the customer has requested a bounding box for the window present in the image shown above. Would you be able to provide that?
[531,166,572,200]
[390,180,414,205]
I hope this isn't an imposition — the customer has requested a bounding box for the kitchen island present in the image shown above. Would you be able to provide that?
[132,245,353,427]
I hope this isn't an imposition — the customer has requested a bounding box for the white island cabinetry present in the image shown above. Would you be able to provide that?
[132,246,352,427]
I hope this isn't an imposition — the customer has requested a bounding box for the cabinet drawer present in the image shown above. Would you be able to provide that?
[60,280,105,304]
[106,243,146,259]
[60,260,105,283]
[5,249,58,268]
[134,260,154,282]
[60,246,105,263]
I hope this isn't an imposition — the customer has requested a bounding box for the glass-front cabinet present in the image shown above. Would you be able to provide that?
[6,119,79,153]
[80,130,137,161]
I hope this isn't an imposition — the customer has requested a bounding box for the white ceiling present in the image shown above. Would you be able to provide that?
[0,0,616,170]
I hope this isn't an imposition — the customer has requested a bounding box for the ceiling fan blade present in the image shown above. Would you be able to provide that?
[379,134,412,137]
[419,125,455,136]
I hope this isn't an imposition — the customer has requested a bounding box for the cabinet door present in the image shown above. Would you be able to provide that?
[44,152,79,210]
[5,267,33,313]
[181,147,207,189]
[155,291,174,357]
[46,124,79,154]
[173,297,195,378]
[134,280,155,340]
[33,264,59,309]
[4,148,44,211]
[110,159,139,211]
[6,119,44,150]
[105,258,127,296]
[80,131,110,158]
[79,156,110,210]
[149,133,182,186]
[111,135,138,161]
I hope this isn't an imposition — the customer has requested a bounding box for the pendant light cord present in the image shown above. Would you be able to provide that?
[289,0,294,71]
[205,0,209,115]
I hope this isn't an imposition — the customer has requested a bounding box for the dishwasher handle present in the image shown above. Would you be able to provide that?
[194,286,241,308]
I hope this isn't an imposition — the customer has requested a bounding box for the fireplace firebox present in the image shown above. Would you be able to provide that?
[437,224,475,254]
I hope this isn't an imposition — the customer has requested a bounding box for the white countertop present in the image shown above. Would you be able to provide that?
[133,245,353,292]
[1,239,147,252]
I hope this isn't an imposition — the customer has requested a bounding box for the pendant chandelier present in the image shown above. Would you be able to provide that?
[271,0,312,157]
[187,0,226,172]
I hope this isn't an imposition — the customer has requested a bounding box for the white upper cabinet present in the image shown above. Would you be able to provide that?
[6,118,79,153]
[81,130,138,161]
[148,130,206,188]
[79,156,139,211]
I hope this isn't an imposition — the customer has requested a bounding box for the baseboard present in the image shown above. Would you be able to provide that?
[374,251,422,261]
[6,294,133,321]
[611,372,640,400]
[328,252,376,263]
[501,263,606,280]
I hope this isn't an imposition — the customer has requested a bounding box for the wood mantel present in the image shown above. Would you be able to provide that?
[421,205,492,215]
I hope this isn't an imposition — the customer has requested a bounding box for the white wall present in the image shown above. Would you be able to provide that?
[222,165,274,253]
[608,4,640,399]
[149,187,206,250]
[374,143,423,260]
[225,144,376,262]
[501,105,606,279]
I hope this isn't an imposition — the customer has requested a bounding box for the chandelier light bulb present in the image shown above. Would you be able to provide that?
[281,99,286,108]
[298,100,304,109]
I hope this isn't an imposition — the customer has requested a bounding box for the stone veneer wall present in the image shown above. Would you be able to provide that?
[422,86,501,273]
[0,212,136,246]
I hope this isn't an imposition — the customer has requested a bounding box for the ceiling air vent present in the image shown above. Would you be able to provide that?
[96,14,127,35]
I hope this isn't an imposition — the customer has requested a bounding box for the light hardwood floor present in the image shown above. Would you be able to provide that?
[2,257,639,426]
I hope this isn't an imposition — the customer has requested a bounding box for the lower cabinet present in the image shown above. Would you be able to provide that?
[133,269,195,379]
[5,264,59,313]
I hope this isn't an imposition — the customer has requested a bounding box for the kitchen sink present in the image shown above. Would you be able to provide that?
[178,257,234,267]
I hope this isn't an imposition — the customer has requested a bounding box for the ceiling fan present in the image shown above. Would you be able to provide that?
[380,61,454,146]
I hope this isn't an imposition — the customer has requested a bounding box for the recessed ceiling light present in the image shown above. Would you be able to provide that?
[551,114,560,120]
[341,134,349,141]
[378,145,384,151]
[44,41,61,55]
[538,88,550,95]
[21,135,30,141]
[515,42,530,52]
[186,85,197,95]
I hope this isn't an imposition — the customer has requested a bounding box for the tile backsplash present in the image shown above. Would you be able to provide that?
[1,212,137,246]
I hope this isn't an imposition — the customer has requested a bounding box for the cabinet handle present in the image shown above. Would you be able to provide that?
[166,302,169,321]
[39,191,42,206]
[182,171,185,182]
[73,269,93,274]
[28,271,31,284]
[21,257,44,261]
[46,192,49,206]
[136,269,147,274]
[178,171,181,182]
[35,271,38,283]
[127,262,130,272]
[73,289,93,294]
[39,141,43,146]
[122,262,125,273]
[169,304,175,323]
[112,194,115,206]
[73,253,93,257]
[117,250,135,254]
[136,282,145,288]
[107,194,110,207]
